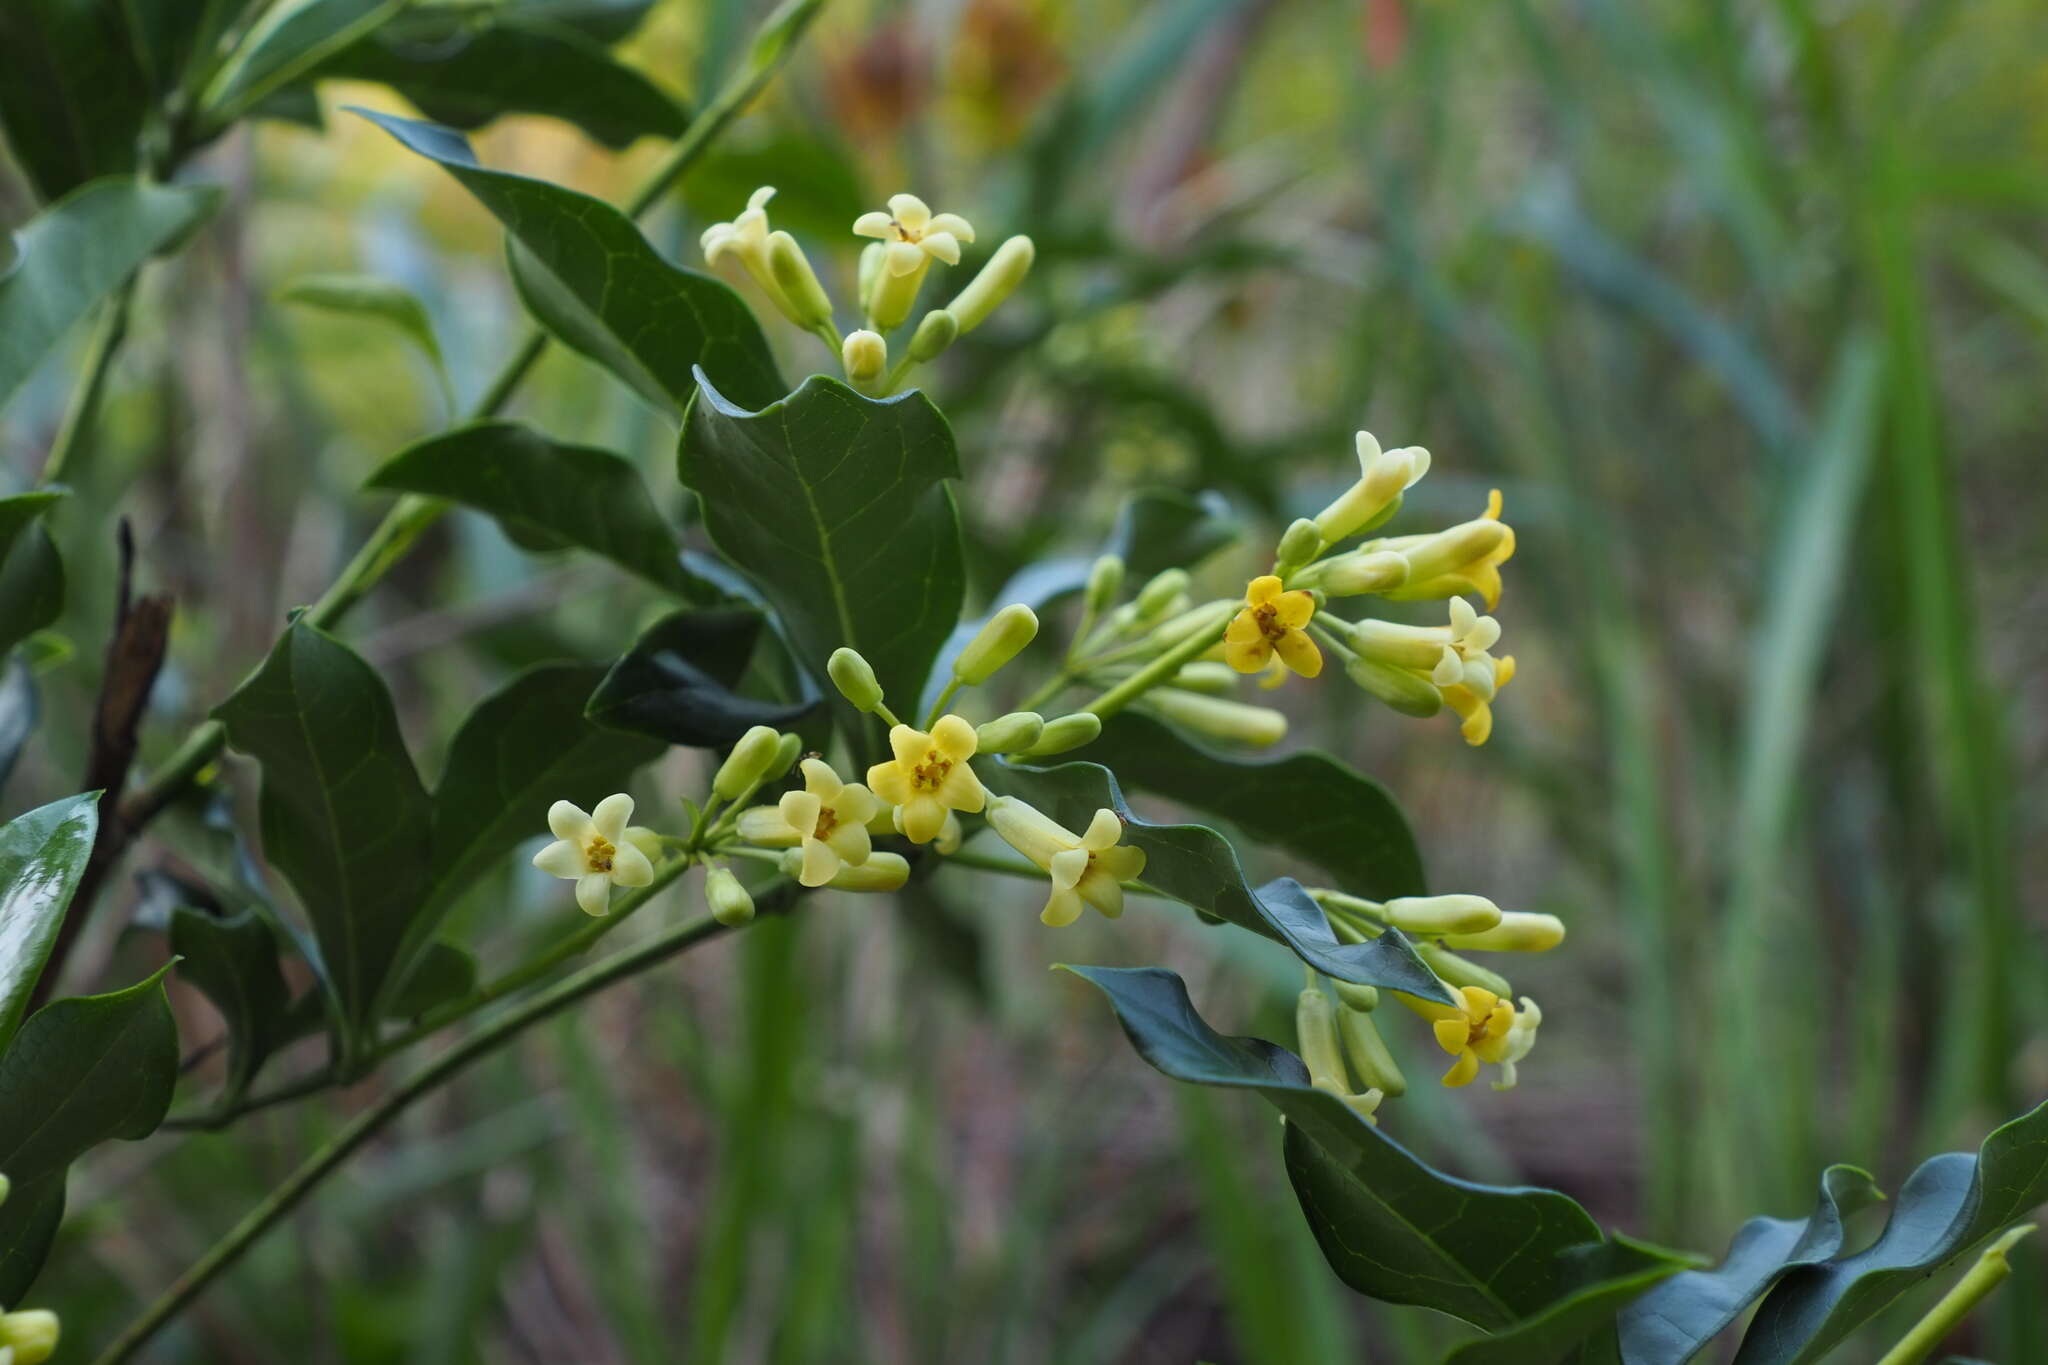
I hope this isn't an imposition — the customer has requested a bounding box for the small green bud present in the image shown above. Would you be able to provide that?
[713,725,783,800]
[1336,1007,1406,1098]
[768,731,803,781]
[0,1309,59,1365]
[1344,654,1443,717]
[867,255,927,333]
[1275,517,1324,574]
[1026,711,1101,755]
[1414,942,1513,998]
[1315,549,1410,596]
[779,848,910,892]
[1169,661,1238,695]
[947,234,1035,333]
[0,1172,10,1207]
[767,230,834,330]
[841,329,886,385]
[908,309,959,363]
[706,865,756,926]
[1141,689,1287,747]
[1443,911,1567,953]
[954,603,1039,684]
[1380,894,1503,937]
[828,647,885,713]
[1134,567,1188,619]
[975,711,1045,754]
[857,241,886,314]
[1295,984,1349,1092]
[1085,554,1125,615]
[1332,980,1380,1012]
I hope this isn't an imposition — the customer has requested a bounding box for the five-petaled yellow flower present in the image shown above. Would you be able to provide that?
[1224,575,1322,678]
[986,798,1148,926]
[867,715,988,843]
[533,794,658,916]
[739,758,880,888]
[1420,985,1519,1088]
[853,193,976,276]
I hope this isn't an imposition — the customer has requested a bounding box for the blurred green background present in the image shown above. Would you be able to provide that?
[3,0,2044,1359]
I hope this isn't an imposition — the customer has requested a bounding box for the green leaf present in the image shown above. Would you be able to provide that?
[0,793,99,1050]
[355,108,784,413]
[0,4,159,199]
[406,662,661,978]
[0,525,66,660]
[1733,1100,2048,1365]
[383,940,476,1019]
[366,420,696,595]
[0,177,221,410]
[1066,965,1622,1327]
[205,0,406,121]
[213,622,433,1035]
[1616,1165,1885,1364]
[994,758,1448,999]
[678,371,965,709]
[168,905,293,1104]
[317,14,688,149]
[0,1173,64,1306]
[1082,712,1426,900]
[278,272,450,400]
[586,608,821,749]
[1443,1240,1698,1365]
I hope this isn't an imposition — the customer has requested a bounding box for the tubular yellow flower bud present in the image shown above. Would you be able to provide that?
[1332,980,1380,1012]
[1026,712,1101,755]
[0,1172,10,1205]
[908,309,959,363]
[713,725,783,799]
[1336,1006,1406,1098]
[1442,911,1567,953]
[955,603,1039,684]
[947,234,1034,332]
[737,804,801,847]
[1134,568,1189,619]
[1085,554,1125,614]
[828,647,885,712]
[857,241,886,314]
[1414,942,1513,999]
[1344,654,1444,717]
[1346,1088,1387,1124]
[1141,689,1287,747]
[1399,519,1509,587]
[1315,550,1410,596]
[1295,983,1349,1091]
[1169,661,1238,695]
[767,732,803,781]
[1314,433,1430,542]
[705,865,755,926]
[781,848,909,892]
[841,329,886,386]
[1275,517,1324,574]
[766,230,834,330]
[1380,894,1504,937]
[976,711,1045,754]
[0,1309,59,1364]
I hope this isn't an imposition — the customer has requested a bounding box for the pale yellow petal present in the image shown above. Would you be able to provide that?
[609,841,655,888]
[1273,629,1322,678]
[926,212,975,242]
[799,838,840,887]
[899,794,947,844]
[1040,887,1084,927]
[1246,574,1283,606]
[825,820,872,867]
[1432,1018,1468,1055]
[889,725,929,767]
[800,757,842,800]
[548,800,594,843]
[779,789,822,834]
[887,193,931,230]
[532,839,585,879]
[937,762,986,813]
[867,762,912,805]
[591,793,634,842]
[1274,590,1316,629]
[575,874,612,916]
[1441,1050,1480,1088]
[852,210,894,239]
[885,240,926,276]
[918,231,961,265]
[1081,808,1122,850]
[931,713,979,760]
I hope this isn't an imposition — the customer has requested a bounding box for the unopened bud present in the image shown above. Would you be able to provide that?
[857,242,886,313]
[828,647,884,713]
[976,711,1045,754]
[705,865,756,926]
[955,603,1039,684]
[947,234,1034,332]
[1443,911,1567,953]
[767,732,803,781]
[1332,981,1380,1012]
[713,725,783,799]
[767,230,834,330]
[0,1309,59,1365]
[908,309,959,363]
[1414,942,1513,999]
[1275,518,1324,574]
[0,1172,10,1206]
[1317,550,1410,596]
[841,329,886,385]
[1336,1006,1406,1098]
[781,848,909,892]
[737,805,800,847]
[1085,555,1125,614]
[1295,984,1348,1090]
[867,256,926,333]
[1380,894,1503,937]
[1135,568,1188,619]
[1026,712,1101,756]
[1345,655,1443,717]
[1169,661,1238,695]
[1400,519,1507,584]
[1141,689,1286,747]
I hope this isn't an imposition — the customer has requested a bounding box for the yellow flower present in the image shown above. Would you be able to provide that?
[1223,575,1322,678]
[1382,488,1517,610]
[1419,985,1519,1087]
[866,715,987,843]
[532,794,658,916]
[1443,652,1515,747]
[853,193,976,275]
[738,758,879,887]
[1346,599,1515,746]
[986,797,1147,926]
[1491,997,1542,1092]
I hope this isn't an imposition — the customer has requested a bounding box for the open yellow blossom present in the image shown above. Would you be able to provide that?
[853,193,976,275]
[1347,598,1514,745]
[739,758,879,887]
[533,794,657,917]
[986,797,1147,926]
[1383,489,1516,610]
[867,715,987,843]
[1417,985,1519,1087]
[1224,575,1322,678]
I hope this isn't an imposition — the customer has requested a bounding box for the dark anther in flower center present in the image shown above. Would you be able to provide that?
[586,835,615,874]
[814,807,839,840]
[1255,603,1288,642]
[912,749,952,791]
[893,221,914,241]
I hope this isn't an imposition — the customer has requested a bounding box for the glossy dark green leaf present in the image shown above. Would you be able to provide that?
[383,941,476,1020]
[213,622,433,1034]
[525,0,658,43]
[1084,713,1426,900]
[678,371,964,709]
[1733,1100,2048,1365]
[367,420,696,594]
[0,4,158,199]
[586,608,821,750]
[994,759,1448,999]
[0,1172,64,1305]
[356,109,783,412]
[0,493,66,561]
[318,14,687,149]
[205,0,404,119]
[168,905,293,1103]
[0,525,65,660]
[1443,1240,1697,1365]
[0,658,37,793]
[0,793,99,1050]
[0,178,221,409]
[1067,965,1620,1327]
[401,662,661,983]
[1617,1165,1885,1364]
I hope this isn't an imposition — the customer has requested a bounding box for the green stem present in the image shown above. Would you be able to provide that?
[93,890,795,1365]
[924,677,964,729]
[40,278,137,486]
[1077,618,1229,719]
[1015,668,1075,713]
[1873,1224,2035,1365]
